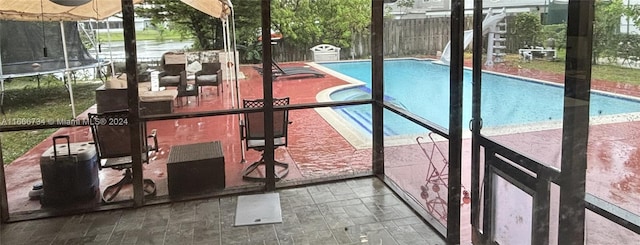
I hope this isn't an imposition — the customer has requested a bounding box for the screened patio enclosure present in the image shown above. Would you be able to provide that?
[1,0,639,244]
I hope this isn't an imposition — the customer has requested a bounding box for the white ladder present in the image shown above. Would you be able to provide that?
[485,9,508,66]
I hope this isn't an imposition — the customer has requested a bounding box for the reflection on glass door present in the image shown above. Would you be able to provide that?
[492,173,533,245]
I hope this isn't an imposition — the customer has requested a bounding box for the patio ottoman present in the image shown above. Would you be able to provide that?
[167,141,225,197]
[139,87,177,116]
[96,77,178,116]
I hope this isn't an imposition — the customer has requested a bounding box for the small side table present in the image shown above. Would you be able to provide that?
[167,141,225,197]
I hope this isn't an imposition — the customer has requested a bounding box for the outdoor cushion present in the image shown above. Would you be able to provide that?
[105,75,151,89]
[105,76,128,89]
[197,74,218,84]
[103,76,177,102]
[138,82,151,90]
[164,53,186,64]
[139,90,178,102]
[187,61,202,74]
[160,75,181,86]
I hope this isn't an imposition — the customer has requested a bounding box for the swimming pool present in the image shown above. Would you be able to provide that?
[317,59,640,136]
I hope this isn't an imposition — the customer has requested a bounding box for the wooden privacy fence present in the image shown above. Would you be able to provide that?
[272,16,523,63]
[382,17,469,58]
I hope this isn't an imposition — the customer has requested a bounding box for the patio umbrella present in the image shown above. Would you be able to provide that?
[0,0,144,21]
[0,0,144,118]
[180,0,231,19]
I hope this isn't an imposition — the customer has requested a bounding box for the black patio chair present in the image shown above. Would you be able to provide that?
[240,97,291,181]
[88,110,158,202]
[195,62,222,96]
[158,52,187,87]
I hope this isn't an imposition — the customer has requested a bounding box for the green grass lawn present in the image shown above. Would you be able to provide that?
[514,60,640,85]
[97,29,192,42]
[501,53,640,86]
[0,76,101,164]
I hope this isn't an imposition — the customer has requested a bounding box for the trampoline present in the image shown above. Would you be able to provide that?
[0,0,144,118]
[0,0,232,119]
[0,20,108,117]
[0,20,105,75]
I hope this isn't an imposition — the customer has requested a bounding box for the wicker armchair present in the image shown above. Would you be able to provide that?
[158,52,187,87]
[195,62,222,96]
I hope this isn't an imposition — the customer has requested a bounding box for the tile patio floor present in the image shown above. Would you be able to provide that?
[0,177,446,245]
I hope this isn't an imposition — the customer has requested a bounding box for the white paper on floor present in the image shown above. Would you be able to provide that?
[234,192,282,226]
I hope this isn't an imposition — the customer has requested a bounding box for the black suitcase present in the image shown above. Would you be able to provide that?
[40,136,100,207]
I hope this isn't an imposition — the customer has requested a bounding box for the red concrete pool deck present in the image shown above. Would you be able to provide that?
[3,60,640,243]
[3,63,372,215]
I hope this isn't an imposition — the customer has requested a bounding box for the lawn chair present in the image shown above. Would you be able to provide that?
[255,58,325,80]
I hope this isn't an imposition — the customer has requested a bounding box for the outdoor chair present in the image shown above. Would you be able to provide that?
[88,110,158,202]
[255,58,325,80]
[240,97,291,181]
[176,70,198,106]
[159,52,187,87]
[195,62,222,96]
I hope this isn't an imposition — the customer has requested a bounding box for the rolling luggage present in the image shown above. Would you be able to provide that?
[39,136,100,207]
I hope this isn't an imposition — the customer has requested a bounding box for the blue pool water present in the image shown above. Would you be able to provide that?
[319,59,640,136]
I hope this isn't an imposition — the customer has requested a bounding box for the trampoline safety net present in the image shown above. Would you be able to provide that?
[0,20,99,77]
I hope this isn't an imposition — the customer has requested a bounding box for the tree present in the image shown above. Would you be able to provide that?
[513,12,543,48]
[541,24,566,51]
[136,0,225,50]
[232,0,262,47]
[593,0,626,64]
[229,1,262,63]
[137,0,262,57]
[148,19,168,41]
[622,1,640,30]
[393,0,415,19]
[271,0,370,52]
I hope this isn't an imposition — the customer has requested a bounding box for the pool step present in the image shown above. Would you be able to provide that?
[338,107,397,136]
